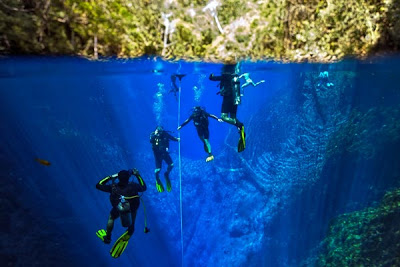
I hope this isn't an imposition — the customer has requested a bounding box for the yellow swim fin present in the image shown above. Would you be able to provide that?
[156,178,164,193]
[206,155,214,162]
[238,126,246,153]
[110,231,131,258]
[96,229,111,244]
[165,173,172,192]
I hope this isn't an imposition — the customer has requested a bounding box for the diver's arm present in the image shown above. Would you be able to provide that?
[209,73,222,81]
[165,132,179,142]
[208,113,220,121]
[132,171,147,192]
[95,173,117,192]
[178,116,192,130]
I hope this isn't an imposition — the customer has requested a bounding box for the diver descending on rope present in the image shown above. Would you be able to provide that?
[178,106,223,162]
[95,168,148,258]
[170,74,186,100]
[209,63,246,152]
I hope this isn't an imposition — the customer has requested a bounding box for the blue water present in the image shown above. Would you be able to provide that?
[1,56,399,266]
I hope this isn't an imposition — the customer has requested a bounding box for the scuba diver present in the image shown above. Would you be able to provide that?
[317,71,334,87]
[95,168,148,258]
[209,63,246,152]
[170,74,186,100]
[177,106,223,162]
[238,73,265,96]
[150,126,179,192]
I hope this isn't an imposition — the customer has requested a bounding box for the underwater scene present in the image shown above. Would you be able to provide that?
[1,56,400,267]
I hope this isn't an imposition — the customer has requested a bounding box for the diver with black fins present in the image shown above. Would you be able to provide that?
[95,168,148,258]
[170,74,186,100]
[150,126,180,192]
[209,63,246,152]
[178,106,223,162]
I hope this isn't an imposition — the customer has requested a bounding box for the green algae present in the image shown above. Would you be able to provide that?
[318,188,400,266]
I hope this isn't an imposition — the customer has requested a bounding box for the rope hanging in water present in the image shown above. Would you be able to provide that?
[177,71,184,267]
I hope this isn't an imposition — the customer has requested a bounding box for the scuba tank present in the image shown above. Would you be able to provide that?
[117,196,132,227]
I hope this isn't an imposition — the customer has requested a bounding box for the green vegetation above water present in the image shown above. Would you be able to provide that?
[1,0,399,62]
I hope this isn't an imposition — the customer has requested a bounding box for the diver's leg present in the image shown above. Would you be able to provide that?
[105,208,119,243]
[221,97,238,126]
[197,127,211,154]
[164,153,174,176]
[154,152,162,180]
[230,104,243,129]
[203,139,212,154]
[254,80,265,86]
[127,209,138,236]
[221,113,237,126]
[241,82,251,88]
[164,153,173,192]
[204,138,215,162]
[154,153,164,192]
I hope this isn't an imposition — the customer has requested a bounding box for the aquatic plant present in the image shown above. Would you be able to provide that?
[318,187,400,266]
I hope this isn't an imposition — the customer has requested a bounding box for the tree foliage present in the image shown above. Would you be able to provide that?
[0,0,399,62]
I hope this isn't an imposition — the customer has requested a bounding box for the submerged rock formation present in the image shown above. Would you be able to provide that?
[318,188,400,266]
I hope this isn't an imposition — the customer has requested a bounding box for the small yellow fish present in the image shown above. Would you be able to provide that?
[35,158,51,166]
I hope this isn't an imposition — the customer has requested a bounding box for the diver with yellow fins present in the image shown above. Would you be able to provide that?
[209,63,246,152]
[95,168,149,258]
[150,126,180,192]
[178,106,223,162]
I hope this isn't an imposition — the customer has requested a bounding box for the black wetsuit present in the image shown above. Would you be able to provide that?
[150,130,178,175]
[180,110,218,139]
[209,73,241,114]
[96,175,146,235]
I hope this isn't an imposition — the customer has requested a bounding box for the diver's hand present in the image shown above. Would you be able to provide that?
[177,138,180,142]
[209,73,214,80]
[218,119,223,122]
[131,168,139,176]
[177,126,182,131]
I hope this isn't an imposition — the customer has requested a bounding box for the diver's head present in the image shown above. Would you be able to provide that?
[155,126,164,135]
[193,106,202,112]
[118,170,131,186]
[222,63,239,74]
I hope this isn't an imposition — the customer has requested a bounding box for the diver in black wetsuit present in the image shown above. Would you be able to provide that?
[209,64,246,152]
[95,169,147,258]
[170,74,186,100]
[178,106,223,162]
[150,126,179,192]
